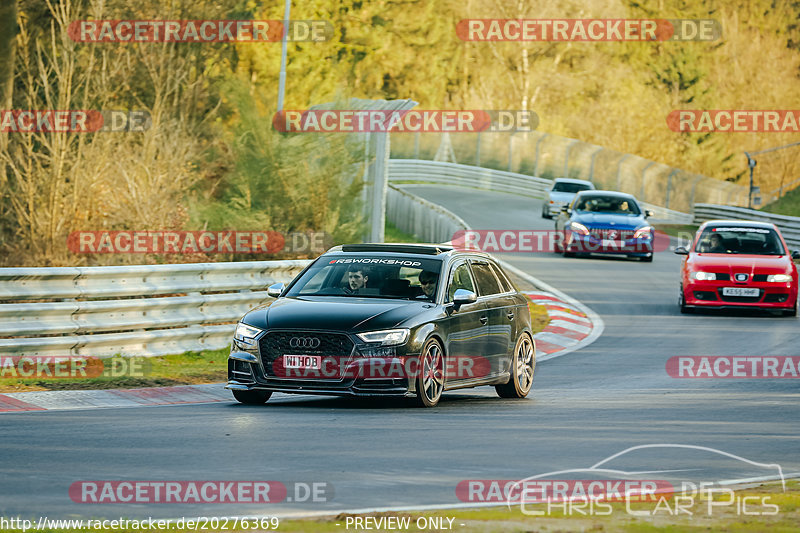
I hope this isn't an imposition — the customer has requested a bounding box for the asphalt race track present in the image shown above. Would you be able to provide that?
[1,186,799,520]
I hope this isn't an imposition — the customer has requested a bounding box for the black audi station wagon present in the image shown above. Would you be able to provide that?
[227,244,535,407]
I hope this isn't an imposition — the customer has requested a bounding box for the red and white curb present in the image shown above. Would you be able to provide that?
[0,383,231,413]
[497,259,604,363]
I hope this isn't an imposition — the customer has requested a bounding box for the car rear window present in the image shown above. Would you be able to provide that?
[553,182,593,193]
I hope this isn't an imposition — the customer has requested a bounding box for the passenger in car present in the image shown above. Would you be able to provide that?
[418,271,439,300]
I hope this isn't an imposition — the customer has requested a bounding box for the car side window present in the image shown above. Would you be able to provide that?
[489,262,512,293]
[446,262,475,302]
[470,261,502,296]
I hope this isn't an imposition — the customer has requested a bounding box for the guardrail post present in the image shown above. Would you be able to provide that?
[689,175,704,212]
[369,132,389,242]
[664,169,678,209]
[507,132,515,172]
[413,131,420,159]
[640,161,655,201]
[564,139,578,178]
[534,133,548,177]
[588,146,603,184]
[615,154,630,191]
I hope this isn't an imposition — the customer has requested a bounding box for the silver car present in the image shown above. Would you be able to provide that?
[541,178,595,218]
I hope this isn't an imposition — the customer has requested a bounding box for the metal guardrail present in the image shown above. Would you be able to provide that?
[388,159,695,224]
[0,261,309,357]
[693,204,800,248]
[386,185,469,243]
[388,159,552,198]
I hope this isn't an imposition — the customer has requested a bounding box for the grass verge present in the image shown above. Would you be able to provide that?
[0,481,795,532]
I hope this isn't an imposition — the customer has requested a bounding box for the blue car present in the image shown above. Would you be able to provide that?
[554,191,655,262]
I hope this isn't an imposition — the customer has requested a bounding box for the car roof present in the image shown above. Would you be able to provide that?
[554,178,594,185]
[575,189,637,200]
[702,220,777,230]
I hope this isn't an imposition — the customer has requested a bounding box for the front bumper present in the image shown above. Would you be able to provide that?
[564,232,653,256]
[225,379,413,398]
[227,346,416,398]
[545,202,564,216]
[683,281,797,309]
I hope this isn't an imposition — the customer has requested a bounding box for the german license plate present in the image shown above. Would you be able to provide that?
[722,287,759,297]
[283,355,322,369]
[601,239,623,249]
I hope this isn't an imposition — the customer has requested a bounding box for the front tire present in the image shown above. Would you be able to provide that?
[496,334,535,398]
[232,389,272,405]
[679,288,692,314]
[640,254,653,262]
[415,338,445,407]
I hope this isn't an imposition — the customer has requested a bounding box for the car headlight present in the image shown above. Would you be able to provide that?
[633,226,653,239]
[234,322,263,346]
[356,328,410,346]
[691,271,716,281]
[767,274,792,283]
[569,222,589,236]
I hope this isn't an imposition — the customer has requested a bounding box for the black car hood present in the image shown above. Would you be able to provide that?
[243,296,434,332]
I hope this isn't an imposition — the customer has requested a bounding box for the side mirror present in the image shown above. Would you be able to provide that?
[267,282,285,298]
[674,246,689,255]
[645,210,655,218]
[452,289,478,310]
[560,205,571,214]
[792,250,800,260]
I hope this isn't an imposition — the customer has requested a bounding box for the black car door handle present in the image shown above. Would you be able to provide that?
[479,316,488,324]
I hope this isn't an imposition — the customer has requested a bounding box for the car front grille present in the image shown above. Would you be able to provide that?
[258,331,355,378]
[589,229,635,240]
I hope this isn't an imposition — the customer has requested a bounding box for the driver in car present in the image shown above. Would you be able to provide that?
[706,233,726,253]
[346,266,369,293]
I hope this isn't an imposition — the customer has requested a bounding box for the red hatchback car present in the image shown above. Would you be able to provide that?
[675,220,800,315]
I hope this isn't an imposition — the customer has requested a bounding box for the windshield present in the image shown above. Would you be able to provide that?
[694,227,786,255]
[285,255,444,300]
[553,182,593,193]
[573,195,641,215]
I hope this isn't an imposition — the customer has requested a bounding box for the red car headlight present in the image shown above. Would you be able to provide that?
[766,274,792,282]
